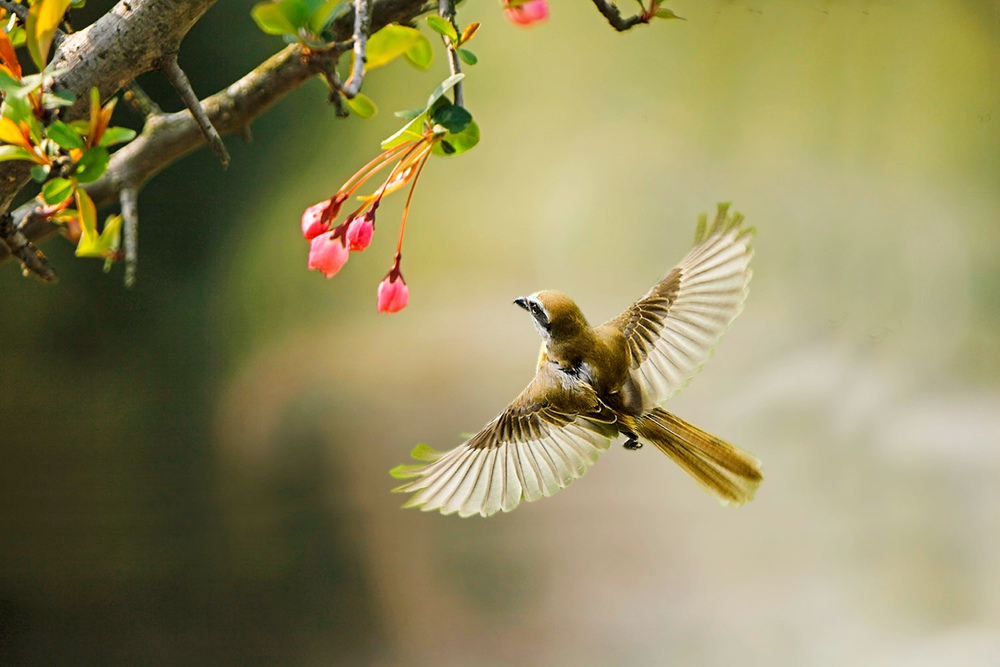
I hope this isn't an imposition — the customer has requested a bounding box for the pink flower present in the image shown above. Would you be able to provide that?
[308,232,350,277]
[504,0,549,26]
[377,272,409,314]
[301,195,345,240]
[345,211,375,251]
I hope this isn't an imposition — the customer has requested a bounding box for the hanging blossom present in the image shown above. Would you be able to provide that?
[300,129,440,314]
[502,0,550,26]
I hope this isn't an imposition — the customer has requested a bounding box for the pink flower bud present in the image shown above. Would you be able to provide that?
[308,232,350,278]
[345,211,375,251]
[377,273,409,314]
[301,195,345,240]
[504,0,549,26]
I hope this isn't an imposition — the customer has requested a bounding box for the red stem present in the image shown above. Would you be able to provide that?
[394,146,432,255]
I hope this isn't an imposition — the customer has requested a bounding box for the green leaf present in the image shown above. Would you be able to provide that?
[25,0,72,70]
[457,48,477,66]
[426,73,464,109]
[655,7,685,19]
[365,24,426,70]
[74,187,100,256]
[344,92,377,119]
[30,164,48,181]
[46,120,85,150]
[97,126,137,147]
[6,26,26,49]
[394,108,424,121]
[403,33,433,70]
[430,103,472,134]
[426,16,458,42]
[307,0,342,34]
[251,0,309,36]
[0,145,35,163]
[42,177,75,205]
[42,89,76,107]
[380,115,425,150]
[0,69,24,97]
[431,119,479,157]
[72,146,109,183]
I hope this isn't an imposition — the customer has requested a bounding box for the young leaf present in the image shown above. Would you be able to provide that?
[394,108,424,121]
[0,145,36,163]
[345,92,377,119]
[0,69,24,97]
[655,8,684,19]
[459,22,480,45]
[74,187,99,256]
[381,115,425,150]
[307,0,342,34]
[0,117,31,148]
[426,16,458,43]
[425,73,464,109]
[430,103,472,134]
[42,177,76,205]
[46,120,85,150]
[0,26,21,78]
[72,146,109,184]
[403,33,433,70]
[431,119,479,157]
[365,25,426,70]
[31,165,49,181]
[25,0,72,71]
[97,126,137,147]
[42,89,76,108]
[457,48,478,66]
[251,0,310,36]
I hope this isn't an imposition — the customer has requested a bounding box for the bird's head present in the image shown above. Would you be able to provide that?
[514,290,590,342]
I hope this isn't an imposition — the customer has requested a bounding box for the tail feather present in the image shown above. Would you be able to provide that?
[633,408,763,506]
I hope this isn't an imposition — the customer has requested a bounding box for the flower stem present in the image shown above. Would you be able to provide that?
[395,147,432,255]
[339,142,412,194]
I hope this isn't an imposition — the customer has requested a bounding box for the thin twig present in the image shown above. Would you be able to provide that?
[0,213,57,282]
[341,0,372,97]
[0,0,28,22]
[588,0,648,31]
[123,81,162,117]
[120,186,138,288]
[437,0,463,107]
[160,53,230,167]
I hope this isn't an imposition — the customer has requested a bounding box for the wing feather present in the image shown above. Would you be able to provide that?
[605,203,753,407]
[393,364,617,517]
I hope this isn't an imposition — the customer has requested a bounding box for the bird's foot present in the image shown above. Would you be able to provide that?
[623,434,643,451]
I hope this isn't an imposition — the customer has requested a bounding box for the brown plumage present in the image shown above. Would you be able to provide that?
[391,203,763,517]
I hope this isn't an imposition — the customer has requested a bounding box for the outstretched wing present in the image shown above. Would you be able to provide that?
[391,364,618,518]
[605,203,754,408]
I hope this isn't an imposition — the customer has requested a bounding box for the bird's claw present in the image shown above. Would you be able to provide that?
[623,435,642,451]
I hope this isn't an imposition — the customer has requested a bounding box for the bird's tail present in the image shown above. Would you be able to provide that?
[631,408,763,506]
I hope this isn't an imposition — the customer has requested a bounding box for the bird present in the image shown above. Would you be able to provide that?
[390,203,762,517]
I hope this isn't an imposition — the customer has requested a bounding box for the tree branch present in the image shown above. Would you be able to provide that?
[0,213,57,282]
[0,0,28,22]
[159,53,230,167]
[589,0,648,31]
[437,0,463,107]
[341,0,373,98]
[0,0,434,265]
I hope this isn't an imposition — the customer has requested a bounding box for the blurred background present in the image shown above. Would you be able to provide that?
[2,0,999,665]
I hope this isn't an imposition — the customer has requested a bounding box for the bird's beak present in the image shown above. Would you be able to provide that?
[513,297,530,311]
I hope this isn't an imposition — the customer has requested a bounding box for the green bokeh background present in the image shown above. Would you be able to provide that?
[2,1,999,665]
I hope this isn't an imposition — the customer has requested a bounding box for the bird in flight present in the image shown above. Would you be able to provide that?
[391,203,763,517]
